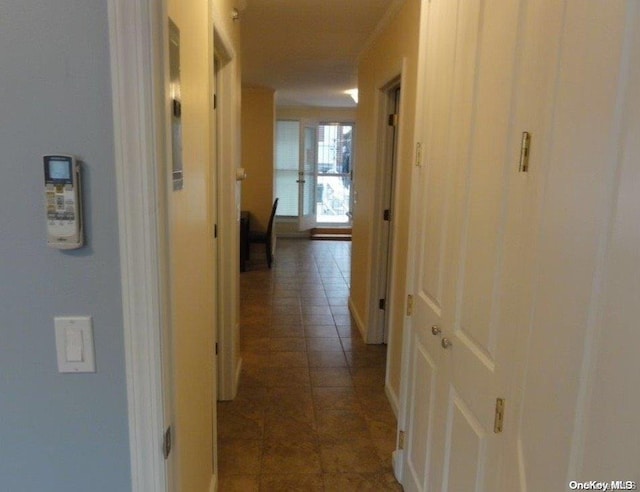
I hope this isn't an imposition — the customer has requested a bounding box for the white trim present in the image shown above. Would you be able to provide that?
[214,21,241,401]
[108,0,169,490]
[367,65,405,345]
[395,0,431,484]
[209,473,218,492]
[348,297,367,341]
[385,380,400,418]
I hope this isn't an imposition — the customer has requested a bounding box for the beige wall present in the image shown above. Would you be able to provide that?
[241,87,275,229]
[167,0,240,490]
[351,0,421,403]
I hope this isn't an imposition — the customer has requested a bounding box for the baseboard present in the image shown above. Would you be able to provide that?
[385,380,400,418]
[209,473,217,492]
[234,356,243,398]
[348,297,367,341]
[392,449,404,484]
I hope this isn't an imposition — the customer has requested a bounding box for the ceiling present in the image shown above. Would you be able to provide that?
[239,0,405,108]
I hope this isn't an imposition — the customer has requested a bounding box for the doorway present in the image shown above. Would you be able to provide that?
[274,120,355,232]
[369,82,401,344]
[315,123,354,226]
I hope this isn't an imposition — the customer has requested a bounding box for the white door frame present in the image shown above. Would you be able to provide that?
[367,64,406,345]
[213,21,242,401]
[108,0,172,490]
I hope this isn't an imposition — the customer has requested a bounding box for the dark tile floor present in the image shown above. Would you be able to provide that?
[217,239,402,491]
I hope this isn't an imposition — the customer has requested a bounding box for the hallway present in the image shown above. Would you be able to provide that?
[218,239,402,491]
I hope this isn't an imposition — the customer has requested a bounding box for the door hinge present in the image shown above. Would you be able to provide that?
[383,209,392,221]
[214,94,217,110]
[172,99,182,118]
[214,224,218,238]
[388,113,399,127]
[163,426,172,459]
[415,142,423,167]
[379,298,386,310]
[398,430,406,450]
[518,131,531,173]
[215,342,219,355]
[494,398,505,434]
[406,294,414,316]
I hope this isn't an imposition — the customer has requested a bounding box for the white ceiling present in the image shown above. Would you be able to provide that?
[239,0,404,108]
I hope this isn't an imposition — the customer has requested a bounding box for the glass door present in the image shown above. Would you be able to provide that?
[298,124,317,230]
[275,120,354,229]
[316,123,353,225]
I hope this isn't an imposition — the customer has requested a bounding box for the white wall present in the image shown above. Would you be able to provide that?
[0,1,130,490]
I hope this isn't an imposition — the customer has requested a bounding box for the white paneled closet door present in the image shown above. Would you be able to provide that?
[402,0,531,489]
[402,0,640,491]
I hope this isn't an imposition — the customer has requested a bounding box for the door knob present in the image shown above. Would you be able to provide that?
[441,338,452,349]
[431,325,441,336]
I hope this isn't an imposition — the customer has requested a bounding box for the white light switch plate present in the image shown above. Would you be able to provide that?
[54,316,96,373]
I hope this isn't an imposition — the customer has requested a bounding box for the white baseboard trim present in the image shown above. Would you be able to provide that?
[209,473,217,492]
[392,449,404,483]
[348,297,367,341]
[385,380,400,418]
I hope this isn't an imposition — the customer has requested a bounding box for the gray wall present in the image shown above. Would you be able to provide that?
[0,1,131,490]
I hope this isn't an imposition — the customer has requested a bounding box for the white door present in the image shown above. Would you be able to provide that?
[401,0,524,489]
[298,124,317,230]
[402,0,639,490]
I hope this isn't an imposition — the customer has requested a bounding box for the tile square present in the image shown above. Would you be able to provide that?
[268,351,309,368]
[306,337,343,351]
[308,351,348,368]
[302,305,334,316]
[320,438,384,473]
[218,475,260,491]
[303,313,335,325]
[350,366,387,387]
[339,336,367,351]
[218,439,262,475]
[345,350,387,368]
[323,472,402,491]
[263,412,318,440]
[270,337,307,352]
[304,325,339,338]
[266,366,311,387]
[300,296,329,306]
[337,325,360,338]
[312,386,361,413]
[260,474,324,492]
[272,314,303,326]
[332,314,353,325]
[270,325,305,338]
[316,410,370,442]
[261,437,322,474]
[310,367,353,387]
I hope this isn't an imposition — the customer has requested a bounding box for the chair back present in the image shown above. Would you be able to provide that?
[266,198,279,241]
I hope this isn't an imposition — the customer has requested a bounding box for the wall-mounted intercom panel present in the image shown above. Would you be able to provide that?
[44,154,83,249]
